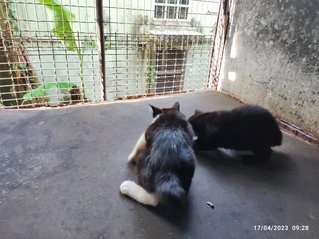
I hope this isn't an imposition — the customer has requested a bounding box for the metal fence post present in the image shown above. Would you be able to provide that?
[96,0,106,101]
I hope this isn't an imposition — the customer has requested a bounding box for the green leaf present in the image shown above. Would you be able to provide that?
[22,82,78,104]
[104,41,110,50]
[38,0,77,51]
[82,37,97,49]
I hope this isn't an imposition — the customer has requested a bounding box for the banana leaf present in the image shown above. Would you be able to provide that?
[38,0,77,51]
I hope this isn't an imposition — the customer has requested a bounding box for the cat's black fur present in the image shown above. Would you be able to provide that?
[136,102,196,207]
[188,105,282,160]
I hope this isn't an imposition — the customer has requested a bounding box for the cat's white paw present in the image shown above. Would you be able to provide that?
[120,180,159,206]
[128,152,135,162]
[120,180,136,195]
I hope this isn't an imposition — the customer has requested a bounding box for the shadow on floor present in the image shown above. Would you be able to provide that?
[195,149,295,186]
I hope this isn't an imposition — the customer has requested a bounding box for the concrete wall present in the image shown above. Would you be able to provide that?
[219,0,319,136]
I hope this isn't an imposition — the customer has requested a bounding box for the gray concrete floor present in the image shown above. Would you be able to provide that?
[0,91,318,239]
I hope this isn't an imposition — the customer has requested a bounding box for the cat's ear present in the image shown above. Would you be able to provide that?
[149,104,162,117]
[194,109,203,115]
[172,102,180,111]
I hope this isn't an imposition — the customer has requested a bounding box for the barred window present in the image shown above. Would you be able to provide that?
[154,0,189,20]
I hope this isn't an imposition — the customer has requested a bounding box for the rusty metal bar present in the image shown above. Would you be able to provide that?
[207,0,222,89]
[96,0,106,101]
[208,0,231,90]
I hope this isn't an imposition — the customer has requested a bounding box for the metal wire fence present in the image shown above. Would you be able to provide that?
[0,0,222,108]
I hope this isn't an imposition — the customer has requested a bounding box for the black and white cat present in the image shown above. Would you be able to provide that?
[188,105,282,160]
[120,102,196,207]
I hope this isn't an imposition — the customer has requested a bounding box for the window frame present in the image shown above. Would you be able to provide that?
[153,0,190,20]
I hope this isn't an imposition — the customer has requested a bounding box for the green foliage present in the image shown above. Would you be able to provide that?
[145,65,154,94]
[38,0,88,99]
[38,0,77,51]
[82,37,97,49]
[5,0,20,36]
[104,40,110,50]
[22,82,77,104]
[0,0,40,106]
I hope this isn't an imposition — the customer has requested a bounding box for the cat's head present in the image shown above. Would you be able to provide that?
[149,102,196,141]
[149,102,180,118]
[194,109,203,115]
[188,109,205,129]
[149,101,190,127]
[188,109,203,120]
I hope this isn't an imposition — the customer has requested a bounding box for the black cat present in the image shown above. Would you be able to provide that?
[120,102,196,207]
[188,105,282,160]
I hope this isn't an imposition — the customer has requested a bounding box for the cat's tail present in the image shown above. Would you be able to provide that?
[155,173,186,207]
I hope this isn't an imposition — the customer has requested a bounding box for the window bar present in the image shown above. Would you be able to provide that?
[63,32,72,103]
[181,34,186,92]
[34,32,45,86]
[50,33,60,106]
[164,35,168,93]
[90,35,98,102]
[115,32,119,99]
[125,33,129,96]
[21,0,34,98]
[0,31,19,107]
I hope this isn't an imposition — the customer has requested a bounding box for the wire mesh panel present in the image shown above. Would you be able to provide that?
[0,0,102,108]
[103,0,221,100]
[0,0,221,108]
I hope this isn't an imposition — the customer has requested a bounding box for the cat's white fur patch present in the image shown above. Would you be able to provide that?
[128,115,161,162]
[120,180,159,206]
[128,132,146,162]
[152,114,160,123]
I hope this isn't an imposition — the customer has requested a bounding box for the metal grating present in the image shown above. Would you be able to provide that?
[0,0,222,108]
